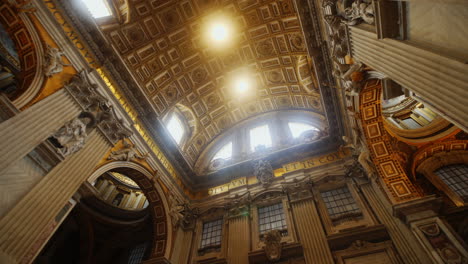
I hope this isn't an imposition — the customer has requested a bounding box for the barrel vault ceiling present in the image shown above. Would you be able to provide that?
[100,0,328,166]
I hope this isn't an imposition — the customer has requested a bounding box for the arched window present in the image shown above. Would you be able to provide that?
[81,0,112,18]
[212,142,232,161]
[435,164,468,202]
[166,114,185,145]
[288,122,318,138]
[250,124,272,152]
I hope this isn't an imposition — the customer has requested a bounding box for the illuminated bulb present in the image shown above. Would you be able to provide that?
[235,77,250,94]
[210,23,229,43]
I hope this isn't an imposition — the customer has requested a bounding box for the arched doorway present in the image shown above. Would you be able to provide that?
[35,162,170,263]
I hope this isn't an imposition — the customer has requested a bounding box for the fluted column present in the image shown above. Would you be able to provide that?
[0,89,81,174]
[0,131,111,263]
[291,199,334,264]
[349,26,468,131]
[360,181,434,264]
[227,215,250,264]
[170,227,193,264]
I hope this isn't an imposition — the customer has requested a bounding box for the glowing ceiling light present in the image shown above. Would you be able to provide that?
[234,77,251,94]
[210,23,230,43]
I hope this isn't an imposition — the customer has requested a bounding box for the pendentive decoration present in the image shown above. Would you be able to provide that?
[264,229,282,261]
[253,159,274,187]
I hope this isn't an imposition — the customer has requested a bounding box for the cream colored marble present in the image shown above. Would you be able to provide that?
[408,2,468,62]
[0,156,45,219]
[0,131,111,263]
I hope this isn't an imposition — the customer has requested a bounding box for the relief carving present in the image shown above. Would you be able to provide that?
[253,159,274,187]
[342,135,376,178]
[44,45,70,77]
[107,140,148,161]
[264,230,282,261]
[419,223,467,264]
[168,195,199,231]
[344,0,375,25]
[52,115,93,157]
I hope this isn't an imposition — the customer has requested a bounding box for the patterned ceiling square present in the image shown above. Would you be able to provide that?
[366,123,381,138]
[372,142,389,158]
[450,143,466,150]
[362,89,377,104]
[380,161,399,178]
[391,181,411,197]
[363,105,377,120]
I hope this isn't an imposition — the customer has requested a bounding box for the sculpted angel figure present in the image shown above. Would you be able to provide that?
[168,195,185,229]
[341,135,376,178]
[345,0,375,25]
[53,116,91,156]
[107,140,147,161]
[44,45,70,77]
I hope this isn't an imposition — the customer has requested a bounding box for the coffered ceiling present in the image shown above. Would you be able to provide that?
[101,0,327,165]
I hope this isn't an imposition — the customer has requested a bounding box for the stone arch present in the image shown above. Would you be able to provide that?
[88,161,172,259]
[413,140,468,206]
[0,3,45,108]
[358,78,422,203]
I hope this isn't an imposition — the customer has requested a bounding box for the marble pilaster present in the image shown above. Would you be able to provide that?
[0,89,81,174]
[227,215,250,264]
[360,181,434,264]
[0,131,111,263]
[349,26,468,131]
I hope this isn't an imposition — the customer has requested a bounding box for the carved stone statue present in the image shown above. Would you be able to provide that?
[264,230,282,261]
[52,116,92,156]
[342,136,376,178]
[253,159,274,187]
[107,140,147,161]
[345,0,375,25]
[168,195,185,229]
[44,45,70,77]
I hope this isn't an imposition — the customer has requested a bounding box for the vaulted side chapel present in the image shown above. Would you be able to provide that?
[0,0,467,263]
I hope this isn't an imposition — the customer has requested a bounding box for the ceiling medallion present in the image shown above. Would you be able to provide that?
[256,39,275,57]
[191,67,208,84]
